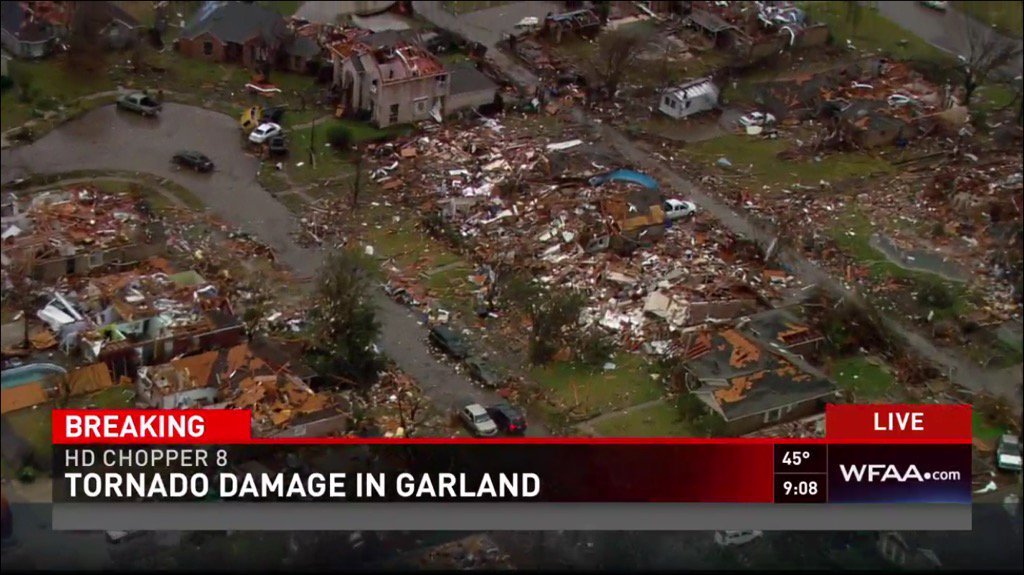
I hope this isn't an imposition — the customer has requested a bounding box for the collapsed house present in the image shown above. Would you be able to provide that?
[542,9,602,44]
[137,342,340,437]
[1,187,161,282]
[678,308,836,435]
[35,266,243,378]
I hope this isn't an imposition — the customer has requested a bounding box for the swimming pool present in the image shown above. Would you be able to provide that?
[1,363,67,389]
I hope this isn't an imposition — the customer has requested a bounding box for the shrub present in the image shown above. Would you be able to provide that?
[326,123,353,149]
[916,280,956,309]
[575,328,616,368]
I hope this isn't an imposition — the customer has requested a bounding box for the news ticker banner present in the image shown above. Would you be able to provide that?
[50,404,974,531]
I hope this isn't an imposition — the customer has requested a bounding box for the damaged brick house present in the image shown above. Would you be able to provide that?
[1,0,67,59]
[177,1,299,71]
[332,31,449,128]
[678,308,834,435]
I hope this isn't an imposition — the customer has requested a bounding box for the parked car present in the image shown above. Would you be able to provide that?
[106,530,145,544]
[262,105,287,124]
[268,136,288,156]
[663,198,697,220]
[887,93,916,107]
[738,111,775,127]
[429,325,470,359]
[920,1,948,11]
[486,402,527,435]
[459,403,498,437]
[996,434,1022,472]
[172,150,214,173]
[714,530,763,547]
[466,358,502,388]
[116,92,162,117]
[249,122,282,144]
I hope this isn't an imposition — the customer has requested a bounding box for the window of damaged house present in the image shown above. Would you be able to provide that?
[414,97,428,115]
[764,404,793,424]
[435,74,448,89]
[203,42,213,56]
[389,103,399,123]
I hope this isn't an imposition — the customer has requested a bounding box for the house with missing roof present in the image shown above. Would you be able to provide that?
[659,77,719,119]
[330,30,499,127]
[137,342,341,437]
[176,2,317,73]
[1,1,65,58]
[679,307,834,435]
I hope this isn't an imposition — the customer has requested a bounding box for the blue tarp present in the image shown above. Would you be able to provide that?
[589,169,659,190]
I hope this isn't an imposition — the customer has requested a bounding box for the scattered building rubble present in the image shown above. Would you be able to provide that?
[137,342,337,436]
[354,117,797,363]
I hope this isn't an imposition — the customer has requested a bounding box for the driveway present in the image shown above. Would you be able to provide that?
[0,103,546,434]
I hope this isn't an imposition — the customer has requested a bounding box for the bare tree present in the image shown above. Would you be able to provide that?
[960,17,1023,106]
[589,29,648,100]
[67,1,110,72]
[844,1,862,35]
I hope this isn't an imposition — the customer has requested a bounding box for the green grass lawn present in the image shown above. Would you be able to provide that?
[830,210,974,320]
[4,386,135,468]
[829,356,896,401]
[592,399,695,437]
[687,134,892,188]
[972,410,1006,443]
[1,57,116,129]
[259,1,302,16]
[954,1,1024,38]
[802,2,952,64]
[532,353,663,418]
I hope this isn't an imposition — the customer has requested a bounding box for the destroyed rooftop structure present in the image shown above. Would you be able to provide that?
[679,308,836,435]
[360,119,793,358]
[36,263,243,372]
[332,31,450,127]
[137,342,335,435]
[1,187,160,281]
[684,1,828,58]
[542,8,601,43]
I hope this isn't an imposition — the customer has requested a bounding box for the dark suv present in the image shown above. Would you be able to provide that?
[172,150,214,172]
[486,402,527,435]
[429,325,470,359]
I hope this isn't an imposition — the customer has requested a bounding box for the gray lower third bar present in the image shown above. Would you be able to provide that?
[53,503,971,531]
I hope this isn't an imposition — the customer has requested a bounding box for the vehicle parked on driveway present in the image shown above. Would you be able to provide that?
[466,357,502,388]
[429,325,470,359]
[249,122,282,144]
[460,404,498,437]
[738,111,775,127]
[172,150,214,173]
[116,92,162,117]
[663,198,697,220]
[268,136,288,156]
[997,434,1022,472]
[486,402,527,435]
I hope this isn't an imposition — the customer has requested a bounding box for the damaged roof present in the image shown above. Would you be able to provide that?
[180,1,287,44]
[448,63,498,97]
[685,312,834,421]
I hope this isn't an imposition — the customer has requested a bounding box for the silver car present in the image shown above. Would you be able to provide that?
[460,404,498,437]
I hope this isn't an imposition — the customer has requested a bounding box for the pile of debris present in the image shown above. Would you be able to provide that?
[362,117,793,358]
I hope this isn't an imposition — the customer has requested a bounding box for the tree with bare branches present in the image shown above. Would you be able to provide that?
[67,1,110,72]
[589,29,648,100]
[959,18,1023,106]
